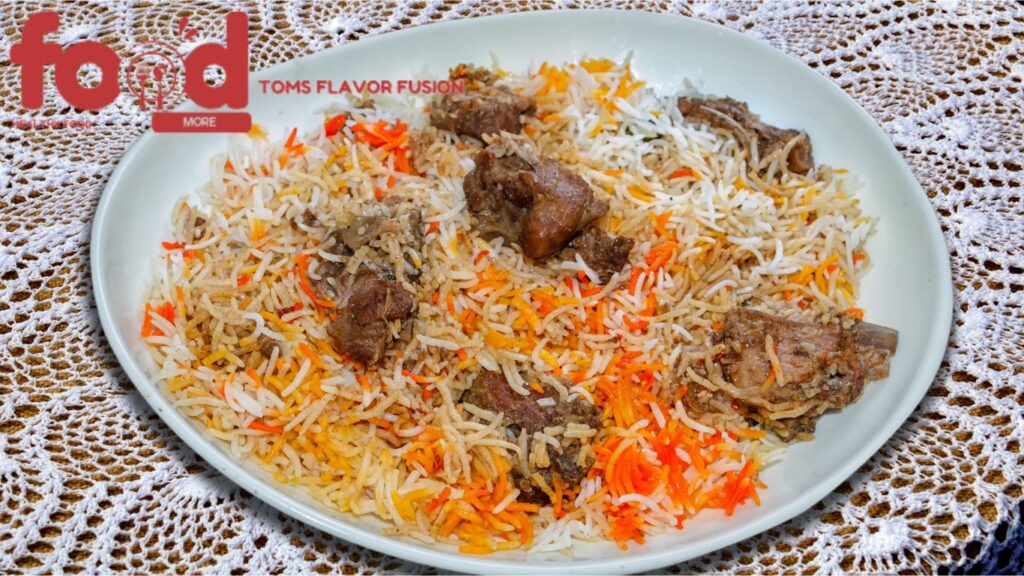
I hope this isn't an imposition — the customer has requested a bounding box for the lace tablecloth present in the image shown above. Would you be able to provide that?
[2,1,1022,573]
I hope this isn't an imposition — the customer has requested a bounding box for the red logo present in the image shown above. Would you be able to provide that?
[10,11,252,133]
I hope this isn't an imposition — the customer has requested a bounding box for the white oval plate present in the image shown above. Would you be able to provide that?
[92,10,952,574]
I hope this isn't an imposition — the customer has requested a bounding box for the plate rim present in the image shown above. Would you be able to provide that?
[90,8,954,574]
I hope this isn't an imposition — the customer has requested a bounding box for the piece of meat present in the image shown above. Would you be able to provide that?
[430,64,533,140]
[191,216,207,241]
[301,209,319,227]
[519,160,607,259]
[347,267,416,326]
[510,468,548,504]
[464,136,609,260]
[315,260,347,300]
[326,267,416,365]
[339,215,385,253]
[510,447,591,505]
[463,151,530,241]
[677,96,814,175]
[351,94,375,109]
[462,372,555,433]
[374,197,426,282]
[322,229,353,257]
[430,90,533,140]
[381,196,425,251]
[258,337,279,359]
[327,310,390,366]
[449,63,498,89]
[316,217,390,299]
[549,443,590,485]
[560,226,635,283]
[851,322,900,381]
[314,231,351,298]
[325,200,424,257]
[316,198,426,295]
[312,199,424,365]
[684,308,898,440]
[461,371,599,501]
[407,130,433,174]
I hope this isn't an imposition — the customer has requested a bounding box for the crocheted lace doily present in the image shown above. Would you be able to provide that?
[1,1,1021,573]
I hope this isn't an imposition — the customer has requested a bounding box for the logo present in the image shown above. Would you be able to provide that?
[9,11,252,133]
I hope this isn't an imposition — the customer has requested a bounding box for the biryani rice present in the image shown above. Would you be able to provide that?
[143,57,875,554]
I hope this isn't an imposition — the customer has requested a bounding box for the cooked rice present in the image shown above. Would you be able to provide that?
[142,57,875,554]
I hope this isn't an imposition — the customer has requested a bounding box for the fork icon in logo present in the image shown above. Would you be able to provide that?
[126,43,183,112]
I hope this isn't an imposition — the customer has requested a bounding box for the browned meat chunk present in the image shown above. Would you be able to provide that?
[462,371,600,501]
[463,371,598,432]
[430,90,533,140]
[560,226,635,283]
[316,200,423,365]
[327,267,416,365]
[463,136,608,260]
[316,198,425,298]
[684,308,898,440]
[430,64,533,140]
[677,96,814,175]
[348,267,416,325]
[463,152,530,242]
[338,215,385,253]
[327,308,391,366]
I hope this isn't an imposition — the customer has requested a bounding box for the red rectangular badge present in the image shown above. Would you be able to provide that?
[152,112,252,133]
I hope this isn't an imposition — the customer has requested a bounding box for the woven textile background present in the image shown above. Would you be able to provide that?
[1,1,1022,573]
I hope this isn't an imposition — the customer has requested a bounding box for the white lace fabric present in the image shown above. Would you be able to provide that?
[1,1,1022,573]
